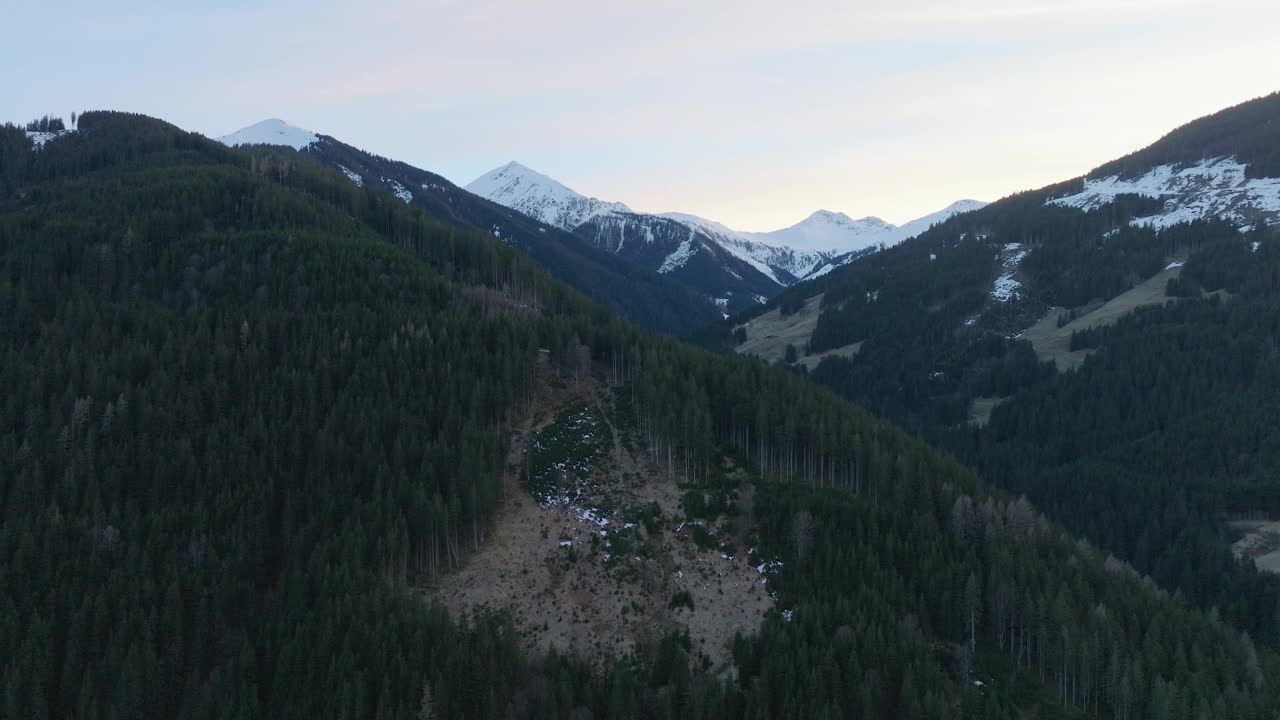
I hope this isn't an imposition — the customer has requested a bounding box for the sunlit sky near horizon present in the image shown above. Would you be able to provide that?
[3,0,1278,229]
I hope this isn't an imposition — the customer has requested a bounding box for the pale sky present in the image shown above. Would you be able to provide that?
[3,0,1277,229]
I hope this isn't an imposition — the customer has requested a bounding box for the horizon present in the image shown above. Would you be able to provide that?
[213,119,994,230]
[5,0,1278,229]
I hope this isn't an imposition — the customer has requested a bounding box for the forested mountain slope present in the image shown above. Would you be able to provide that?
[714,91,1280,650]
[2,112,1278,719]
[217,120,721,337]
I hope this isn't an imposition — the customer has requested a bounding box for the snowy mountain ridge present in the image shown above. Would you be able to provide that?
[465,162,634,232]
[467,162,987,284]
[658,214,825,283]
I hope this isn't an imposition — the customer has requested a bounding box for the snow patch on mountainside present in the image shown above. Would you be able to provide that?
[26,129,76,149]
[217,119,318,150]
[337,165,363,187]
[1049,157,1280,230]
[385,178,413,204]
[658,232,698,274]
[714,239,786,285]
[992,243,1028,302]
[662,212,825,281]
[466,162,631,231]
[804,263,837,280]
[802,258,852,280]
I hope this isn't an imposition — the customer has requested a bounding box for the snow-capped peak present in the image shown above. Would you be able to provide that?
[466,158,988,287]
[939,199,988,214]
[465,162,632,231]
[763,210,897,252]
[887,199,987,244]
[803,209,891,229]
[808,209,853,223]
[217,119,319,150]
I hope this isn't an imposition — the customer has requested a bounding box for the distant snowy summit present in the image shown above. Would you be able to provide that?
[465,162,634,232]
[216,119,318,151]
[466,160,987,284]
[733,202,984,255]
[763,209,895,253]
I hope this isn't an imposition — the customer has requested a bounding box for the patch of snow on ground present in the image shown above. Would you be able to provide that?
[804,262,836,279]
[337,165,363,187]
[991,243,1029,302]
[576,508,609,527]
[658,232,698,274]
[715,239,785,284]
[1253,241,1262,253]
[385,178,413,204]
[755,560,783,575]
[26,129,75,149]
[1165,260,1184,270]
[1048,157,1280,230]
[661,212,823,281]
[801,251,870,281]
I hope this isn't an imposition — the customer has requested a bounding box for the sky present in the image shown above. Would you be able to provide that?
[3,0,1278,230]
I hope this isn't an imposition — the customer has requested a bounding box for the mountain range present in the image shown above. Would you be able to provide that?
[466,160,986,311]
[216,120,986,318]
[216,119,723,336]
